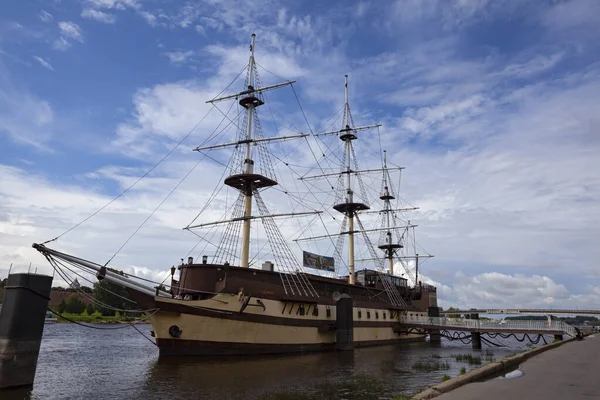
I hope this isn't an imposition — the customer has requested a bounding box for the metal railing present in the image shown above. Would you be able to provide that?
[402,316,577,337]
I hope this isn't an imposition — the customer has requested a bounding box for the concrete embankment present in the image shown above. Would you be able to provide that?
[412,336,581,400]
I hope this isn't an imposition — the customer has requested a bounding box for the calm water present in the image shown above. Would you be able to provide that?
[3,323,548,400]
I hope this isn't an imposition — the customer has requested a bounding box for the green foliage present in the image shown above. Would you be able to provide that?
[80,286,93,294]
[444,307,461,318]
[85,303,95,315]
[57,299,67,314]
[411,359,450,371]
[93,277,135,316]
[459,367,466,375]
[454,354,482,365]
[442,375,451,382]
[65,293,86,314]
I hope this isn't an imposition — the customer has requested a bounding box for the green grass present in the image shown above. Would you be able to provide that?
[54,312,141,323]
[459,367,467,375]
[411,359,450,372]
[442,375,451,382]
[454,354,482,365]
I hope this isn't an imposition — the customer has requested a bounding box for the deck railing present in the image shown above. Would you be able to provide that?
[403,316,577,337]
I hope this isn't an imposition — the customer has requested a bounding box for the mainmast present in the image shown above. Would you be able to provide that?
[188,34,315,270]
[377,150,403,275]
[332,75,370,284]
[239,33,259,268]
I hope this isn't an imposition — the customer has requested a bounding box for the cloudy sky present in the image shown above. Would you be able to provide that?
[1,0,599,310]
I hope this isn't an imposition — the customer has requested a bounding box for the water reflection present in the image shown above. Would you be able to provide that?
[15,324,549,400]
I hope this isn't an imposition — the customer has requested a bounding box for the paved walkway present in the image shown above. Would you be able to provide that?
[437,334,600,400]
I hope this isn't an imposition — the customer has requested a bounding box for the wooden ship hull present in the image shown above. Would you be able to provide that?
[130,262,437,355]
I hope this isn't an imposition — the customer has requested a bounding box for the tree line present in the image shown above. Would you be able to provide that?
[55,279,137,316]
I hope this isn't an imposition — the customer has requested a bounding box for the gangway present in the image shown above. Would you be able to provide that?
[439,308,600,316]
[403,316,577,337]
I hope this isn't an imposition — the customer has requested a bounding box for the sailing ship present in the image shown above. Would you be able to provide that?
[33,34,437,355]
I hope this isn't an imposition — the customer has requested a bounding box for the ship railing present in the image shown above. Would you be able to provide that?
[405,316,577,337]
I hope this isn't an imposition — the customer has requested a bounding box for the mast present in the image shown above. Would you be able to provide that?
[331,75,370,284]
[240,33,257,268]
[216,33,277,269]
[377,150,403,275]
[415,253,419,284]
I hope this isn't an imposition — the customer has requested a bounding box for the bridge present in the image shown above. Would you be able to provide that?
[401,316,579,349]
[439,308,600,316]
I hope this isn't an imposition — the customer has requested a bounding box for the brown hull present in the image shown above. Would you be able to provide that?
[156,336,426,356]
[127,263,436,357]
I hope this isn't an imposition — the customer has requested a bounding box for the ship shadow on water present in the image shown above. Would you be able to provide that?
[140,342,432,400]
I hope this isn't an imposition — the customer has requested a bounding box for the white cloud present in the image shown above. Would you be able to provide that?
[85,0,140,9]
[427,271,600,310]
[0,88,54,147]
[542,0,600,31]
[81,9,117,24]
[32,56,54,71]
[163,50,195,64]
[138,11,158,26]
[39,10,54,22]
[54,21,84,51]
[58,21,84,42]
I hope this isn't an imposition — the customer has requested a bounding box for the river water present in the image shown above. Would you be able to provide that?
[3,323,550,400]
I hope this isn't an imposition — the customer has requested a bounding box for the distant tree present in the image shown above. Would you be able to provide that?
[93,270,136,316]
[65,294,86,314]
[80,286,93,294]
[57,299,67,314]
[0,278,7,288]
[85,303,95,315]
[445,307,461,319]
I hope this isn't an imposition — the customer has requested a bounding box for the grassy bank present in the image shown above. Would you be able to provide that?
[53,311,145,324]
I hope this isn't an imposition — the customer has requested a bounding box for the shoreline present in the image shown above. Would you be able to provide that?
[411,336,580,399]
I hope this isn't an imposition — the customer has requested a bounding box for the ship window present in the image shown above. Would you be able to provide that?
[312,306,319,316]
[297,304,305,316]
[376,311,379,319]
[326,307,331,317]
[383,313,386,320]
[358,310,362,318]
[367,311,371,319]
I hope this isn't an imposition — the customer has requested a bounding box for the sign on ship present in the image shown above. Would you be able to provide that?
[302,251,335,272]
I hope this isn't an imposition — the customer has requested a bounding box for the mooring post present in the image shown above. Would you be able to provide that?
[554,334,563,341]
[0,273,53,389]
[335,295,354,350]
[428,306,441,344]
[470,313,482,350]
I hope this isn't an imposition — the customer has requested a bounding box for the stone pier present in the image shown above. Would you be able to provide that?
[0,273,53,389]
[429,306,441,344]
[470,313,481,349]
